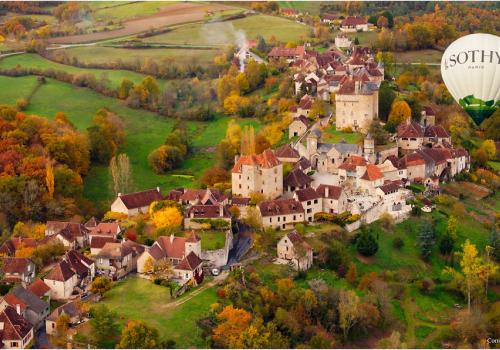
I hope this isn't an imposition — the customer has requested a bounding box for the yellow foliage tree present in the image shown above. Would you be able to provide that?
[212,305,252,348]
[388,100,411,127]
[15,243,35,258]
[151,207,182,230]
[46,161,55,199]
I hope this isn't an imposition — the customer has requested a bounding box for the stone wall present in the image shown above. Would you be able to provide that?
[201,230,233,268]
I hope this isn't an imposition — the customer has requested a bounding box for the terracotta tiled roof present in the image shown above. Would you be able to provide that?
[400,153,425,167]
[90,223,121,236]
[0,237,36,256]
[66,250,94,278]
[397,120,423,138]
[90,236,119,249]
[275,144,300,159]
[316,184,343,199]
[156,235,186,260]
[423,106,435,115]
[186,205,230,219]
[3,294,27,313]
[295,187,320,202]
[118,188,163,210]
[1,258,32,274]
[341,16,367,26]
[166,188,184,202]
[378,181,401,195]
[84,217,100,229]
[361,164,384,181]
[418,148,449,165]
[231,197,250,206]
[175,251,203,271]
[27,279,51,298]
[299,95,313,109]
[0,306,33,341]
[284,168,313,188]
[149,244,165,260]
[185,231,201,243]
[338,155,367,171]
[424,125,450,138]
[96,243,131,260]
[45,260,75,282]
[268,45,305,58]
[258,199,304,217]
[232,149,281,173]
[286,230,312,251]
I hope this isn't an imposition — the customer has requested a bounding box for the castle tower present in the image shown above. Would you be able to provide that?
[307,129,321,157]
[185,231,202,256]
[364,133,376,164]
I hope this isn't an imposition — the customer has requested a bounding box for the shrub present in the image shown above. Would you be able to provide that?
[16,98,28,111]
[416,278,435,294]
[356,229,379,257]
[392,237,404,250]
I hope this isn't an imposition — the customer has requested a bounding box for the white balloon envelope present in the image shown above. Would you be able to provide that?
[441,33,500,125]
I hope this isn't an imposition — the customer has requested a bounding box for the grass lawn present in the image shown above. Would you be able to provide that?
[488,160,500,172]
[0,75,40,104]
[278,1,321,15]
[198,230,226,250]
[100,276,216,348]
[143,14,311,45]
[0,53,170,91]
[59,46,220,66]
[323,126,360,144]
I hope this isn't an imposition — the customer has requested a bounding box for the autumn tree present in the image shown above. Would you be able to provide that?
[87,109,125,164]
[109,153,132,195]
[338,289,361,341]
[90,276,112,296]
[212,305,252,348]
[240,125,256,156]
[346,263,357,285]
[45,160,55,199]
[90,304,119,347]
[118,320,161,349]
[150,205,182,230]
[117,79,134,99]
[388,100,411,128]
[152,259,173,281]
[481,109,500,140]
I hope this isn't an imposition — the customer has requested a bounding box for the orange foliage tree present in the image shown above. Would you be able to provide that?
[212,305,252,348]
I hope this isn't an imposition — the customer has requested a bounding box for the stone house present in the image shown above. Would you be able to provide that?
[170,188,228,206]
[284,168,313,195]
[46,222,89,249]
[232,149,283,199]
[89,223,122,243]
[338,155,368,186]
[184,205,231,230]
[90,236,119,256]
[95,240,144,279]
[358,164,385,192]
[297,95,314,116]
[335,34,352,48]
[277,231,313,271]
[293,188,322,222]
[316,184,348,214]
[0,306,34,349]
[230,197,251,219]
[172,251,204,285]
[340,16,369,32]
[1,258,35,286]
[258,199,305,230]
[275,144,301,164]
[26,279,51,302]
[46,301,82,336]
[0,285,49,330]
[110,188,163,216]
[335,75,379,133]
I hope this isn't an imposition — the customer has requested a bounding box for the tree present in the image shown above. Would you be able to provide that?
[90,304,119,347]
[346,263,357,285]
[152,259,173,281]
[240,125,256,156]
[90,276,112,296]
[481,109,500,140]
[377,15,389,28]
[378,82,396,121]
[212,305,252,348]
[200,167,230,187]
[118,320,161,349]
[148,145,182,174]
[439,233,455,256]
[368,119,389,145]
[45,161,55,199]
[309,99,327,119]
[338,289,361,341]
[356,229,379,257]
[143,256,154,274]
[377,331,405,348]
[388,100,411,128]
[117,79,134,99]
[418,220,435,261]
[53,313,70,347]
[150,206,182,230]
[109,153,132,195]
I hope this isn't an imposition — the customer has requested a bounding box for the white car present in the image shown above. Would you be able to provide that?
[211,268,220,276]
[421,206,432,213]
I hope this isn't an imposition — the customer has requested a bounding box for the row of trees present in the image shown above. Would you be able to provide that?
[148,122,189,174]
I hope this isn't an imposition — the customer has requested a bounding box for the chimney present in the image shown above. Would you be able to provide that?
[325,186,329,198]
[118,193,122,197]
[16,304,21,315]
[219,205,224,217]
[234,154,240,164]
[170,234,174,244]
[0,322,4,330]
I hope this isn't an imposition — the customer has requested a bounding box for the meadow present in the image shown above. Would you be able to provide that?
[98,277,217,348]
[142,14,312,45]
[90,1,178,21]
[0,75,261,204]
[278,1,322,15]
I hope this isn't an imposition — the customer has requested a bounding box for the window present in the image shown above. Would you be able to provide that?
[307,201,311,205]
[269,218,272,223]
[239,184,242,189]
[11,342,18,347]
[278,217,280,222]
[314,199,318,204]
[293,215,296,220]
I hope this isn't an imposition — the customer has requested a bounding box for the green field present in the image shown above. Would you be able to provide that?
[91,1,177,21]
[395,49,443,64]
[0,53,170,91]
[324,126,361,144]
[198,230,226,250]
[279,1,322,15]
[100,277,216,348]
[143,14,312,45]
[0,75,261,203]
[58,46,220,65]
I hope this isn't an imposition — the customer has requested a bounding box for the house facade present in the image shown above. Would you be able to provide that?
[258,199,305,230]
[110,188,163,216]
[277,231,313,271]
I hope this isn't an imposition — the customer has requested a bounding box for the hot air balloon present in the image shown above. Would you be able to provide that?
[440,33,500,126]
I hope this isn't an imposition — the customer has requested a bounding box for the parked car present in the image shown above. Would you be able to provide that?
[211,268,220,276]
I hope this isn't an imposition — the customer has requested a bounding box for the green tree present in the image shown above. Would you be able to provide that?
[90,276,112,296]
[118,320,161,349]
[356,228,379,257]
[90,304,119,347]
[117,79,134,99]
[378,81,396,121]
[418,220,435,261]
[481,109,500,140]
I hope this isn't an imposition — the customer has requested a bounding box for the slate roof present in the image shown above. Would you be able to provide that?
[293,157,312,171]
[118,188,163,210]
[0,306,33,341]
[333,141,361,154]
[284,168,313,188]
[47,301,80,322]
[10,285,49,314]
[258,199,304,217]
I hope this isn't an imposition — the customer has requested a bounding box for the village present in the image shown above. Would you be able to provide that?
[0,23,477,346]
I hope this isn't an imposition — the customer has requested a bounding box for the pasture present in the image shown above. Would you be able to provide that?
[278,1,322,15]
[0,53,170,90]
[0,75,261,204]
[90,1,178,21]
[99,276,216,348]
[57,46,220,66]
[394,49,443,64]
[142,14,312,45]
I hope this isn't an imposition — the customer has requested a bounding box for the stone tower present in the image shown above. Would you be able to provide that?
[364,133,376,164]
[307,129,321,157]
